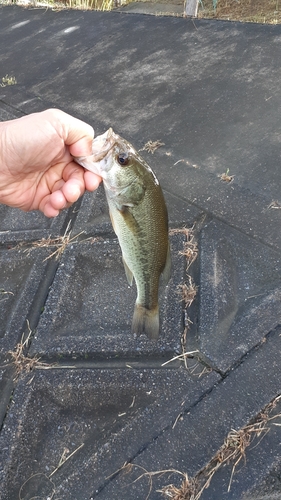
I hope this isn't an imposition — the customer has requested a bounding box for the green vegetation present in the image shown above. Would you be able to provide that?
[0,74,17,87]
[198,0,281,24]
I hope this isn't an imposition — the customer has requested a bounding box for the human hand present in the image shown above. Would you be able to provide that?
[0,109,102,217]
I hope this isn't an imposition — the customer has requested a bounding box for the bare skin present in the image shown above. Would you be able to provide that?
[0,108,102,217]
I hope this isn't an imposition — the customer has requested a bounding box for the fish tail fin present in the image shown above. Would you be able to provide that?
[131,304,159,341]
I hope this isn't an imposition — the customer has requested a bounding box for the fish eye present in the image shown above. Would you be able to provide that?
[117,153,129,166]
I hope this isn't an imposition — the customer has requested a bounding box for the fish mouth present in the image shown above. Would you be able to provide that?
[72,128,117,176]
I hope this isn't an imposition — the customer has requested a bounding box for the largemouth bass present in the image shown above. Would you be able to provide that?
[74,128,171,340]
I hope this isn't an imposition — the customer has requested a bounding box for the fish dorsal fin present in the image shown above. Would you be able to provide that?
[161,243,172,286]
[122,256,134,286]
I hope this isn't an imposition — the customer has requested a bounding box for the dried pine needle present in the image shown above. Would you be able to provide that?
[8,320,51,379]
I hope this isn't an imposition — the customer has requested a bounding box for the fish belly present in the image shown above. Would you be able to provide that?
[107,186,169,340]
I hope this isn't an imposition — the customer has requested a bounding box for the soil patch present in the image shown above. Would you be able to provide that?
[198,0,281,24]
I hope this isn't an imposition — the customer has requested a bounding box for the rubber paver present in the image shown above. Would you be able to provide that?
[30,233,184,359]
[0,248,52,355]
[0,368,219,499]
[0,5,281,500]
[97,327,281,499]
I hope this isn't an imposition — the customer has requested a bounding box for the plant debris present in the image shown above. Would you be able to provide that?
[111,398,281,499]
[219,168,234,183]
[161,350,199,367]
[160,474,198,500]
[160,397,281,499]
[0,74,17,87]
[13,222,101,262]
[109,463,188,500]
[178,278,197,309]
[19,473,56,500]
[19,443,84,499]
[198,0,281,25]
[268,200,281,209]
[0,289,14,302]
[139,140,165,154]
[170,226,199,371]
[39,221,83,261]
[49,443,84,478]
[8,321,51,380]
[170,226,198,271]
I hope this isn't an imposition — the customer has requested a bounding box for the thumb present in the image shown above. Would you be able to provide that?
[68,136,94,157]
[44,109,94,156]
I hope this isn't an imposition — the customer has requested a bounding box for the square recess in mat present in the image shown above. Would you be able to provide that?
[0,247,50,354]
[31,233,186,359]
[0,368,219,500]
[0,206,69,244]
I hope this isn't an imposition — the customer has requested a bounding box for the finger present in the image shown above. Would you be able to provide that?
[61,163,85,202]
[84,171,102,191]
[62,178,84,203]
[42,199,60,218]
[49,190,68,210]
[41,190,73,217]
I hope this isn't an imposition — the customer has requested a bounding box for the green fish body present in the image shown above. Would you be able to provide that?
[74,129,171,340]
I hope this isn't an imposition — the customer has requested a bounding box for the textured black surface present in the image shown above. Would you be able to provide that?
[0,204,68,244]
[95,327,281,499]
[0,368,219,500]
[30,233,184,359]
[0,247,52,354]
[197,219,281,372]
[0,5,281,499]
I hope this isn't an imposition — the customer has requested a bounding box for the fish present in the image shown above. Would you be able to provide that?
[74,128,171,340]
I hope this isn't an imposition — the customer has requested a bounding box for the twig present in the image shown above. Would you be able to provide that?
[161,351,199,366]
[49,443,84,478]
[19,473,55,500]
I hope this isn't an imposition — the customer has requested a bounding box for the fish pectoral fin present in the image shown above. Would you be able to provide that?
[118,207,140,234]
[161,242,172,286]
[110,201,139,234]
[122,256,134,286]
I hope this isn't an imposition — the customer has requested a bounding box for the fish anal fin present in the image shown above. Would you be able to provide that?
[122,256,134,286]
[131,304,159,341]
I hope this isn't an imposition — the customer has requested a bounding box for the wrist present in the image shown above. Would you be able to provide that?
[0,121,8,172]
[0,120,21,206]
